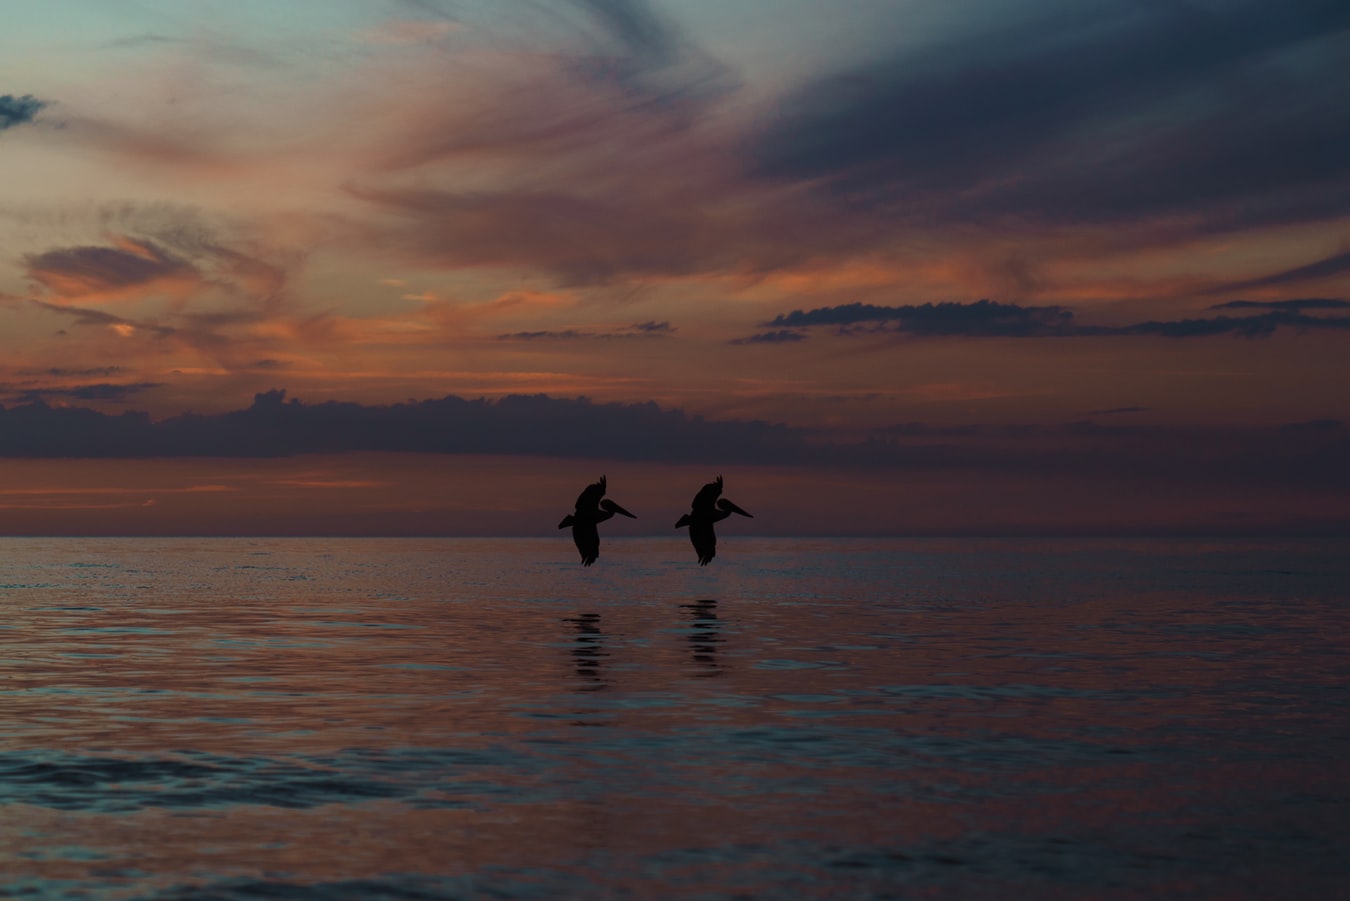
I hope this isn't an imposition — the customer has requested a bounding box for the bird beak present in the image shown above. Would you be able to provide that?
[723,500,753,518]
[610,502,637,518]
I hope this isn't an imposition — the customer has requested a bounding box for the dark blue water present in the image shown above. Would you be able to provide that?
[1,538,1347,898]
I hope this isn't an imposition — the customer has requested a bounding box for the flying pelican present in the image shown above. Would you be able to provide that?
[675,475,752,565]
[558,476,636,566]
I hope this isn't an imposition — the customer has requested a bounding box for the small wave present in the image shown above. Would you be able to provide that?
[145,871,588,900]
[0,752,403,813]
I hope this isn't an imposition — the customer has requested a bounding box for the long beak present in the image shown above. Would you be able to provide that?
[609,502,637,519]
[722,500,753,518]
[558,515,574,529]
[675,514,691,529]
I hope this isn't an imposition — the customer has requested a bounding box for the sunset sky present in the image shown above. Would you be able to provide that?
[0,0,1347,536]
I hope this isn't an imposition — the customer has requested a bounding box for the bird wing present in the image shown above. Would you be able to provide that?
[690,476,723,516]
[572,519,600,566]
[575,475,607,512]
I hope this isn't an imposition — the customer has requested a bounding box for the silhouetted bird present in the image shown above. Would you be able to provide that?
[675,475,752,565]
[558,476,636,566]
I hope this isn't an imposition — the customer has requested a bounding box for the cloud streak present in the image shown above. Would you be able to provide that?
[755,300,1350,340]
[497,320,674,341]
[1209,299,1350,312]
[8,382,165,404]
[1205,251,1350,294]
[729,330,807,346]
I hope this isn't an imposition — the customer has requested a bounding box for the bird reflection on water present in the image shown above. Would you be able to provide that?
[563,612,608,691]
[680,599,724,677]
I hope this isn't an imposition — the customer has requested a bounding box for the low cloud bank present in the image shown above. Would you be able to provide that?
[1,390,1346,496]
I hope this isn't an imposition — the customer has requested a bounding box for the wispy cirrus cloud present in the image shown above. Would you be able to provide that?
[754,0,1350,237]
[1203,250,1350,295]
[355,20,461,46]
[11,203,313,380]
[31,299,177,338]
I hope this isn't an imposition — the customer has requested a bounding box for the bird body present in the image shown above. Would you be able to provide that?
[675,476,752,564]
[559,476,635,565]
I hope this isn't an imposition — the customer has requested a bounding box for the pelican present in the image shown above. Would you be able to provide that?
[558,476,636,566]
[675,475,752,565]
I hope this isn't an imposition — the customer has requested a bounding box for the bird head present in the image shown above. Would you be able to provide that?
[717,498,753,518]
[601,498,636,518]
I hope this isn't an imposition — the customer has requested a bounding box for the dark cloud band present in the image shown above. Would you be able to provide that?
[753,1,1350,236]
[750,300,1350,341]
[0,392,1344,500]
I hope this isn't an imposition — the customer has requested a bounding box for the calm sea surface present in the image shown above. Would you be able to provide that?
[1,537,1347,899]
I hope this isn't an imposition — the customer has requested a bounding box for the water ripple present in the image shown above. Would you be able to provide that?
[0,752,401,812]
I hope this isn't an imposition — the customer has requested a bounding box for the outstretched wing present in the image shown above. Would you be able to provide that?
[690,475,723,516]
[575,475,607,512]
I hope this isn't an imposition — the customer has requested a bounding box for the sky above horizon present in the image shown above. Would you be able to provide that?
[0,0,1347,536]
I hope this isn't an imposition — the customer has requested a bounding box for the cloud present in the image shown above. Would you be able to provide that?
[356,20,461,46]
[757,300,1350,340]
[10,382,165,404]
[13,210,309,373]
[498,329,593,341]
[1105,311,1350,338]
[24,367,127,378]
[0,389,807,464]
[0,392,1345,506]
[729,330,807,346]
[1205,251,1350,294]
[31,300,178,339]
[350,184,726,286]
[0,94,45,130]
[1209,298,1350,311]
[752,0,1350,236]
[767,300,1077,337]
[24,238,199,302]
[496,320,676,341]
[570,0,680,65]
[331,2,767,287]
[1085,407,1150,417]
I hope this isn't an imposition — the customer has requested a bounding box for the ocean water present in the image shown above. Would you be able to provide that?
[1,537,1347,899]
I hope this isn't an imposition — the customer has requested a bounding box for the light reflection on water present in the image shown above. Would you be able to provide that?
[1,537,1348,899]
